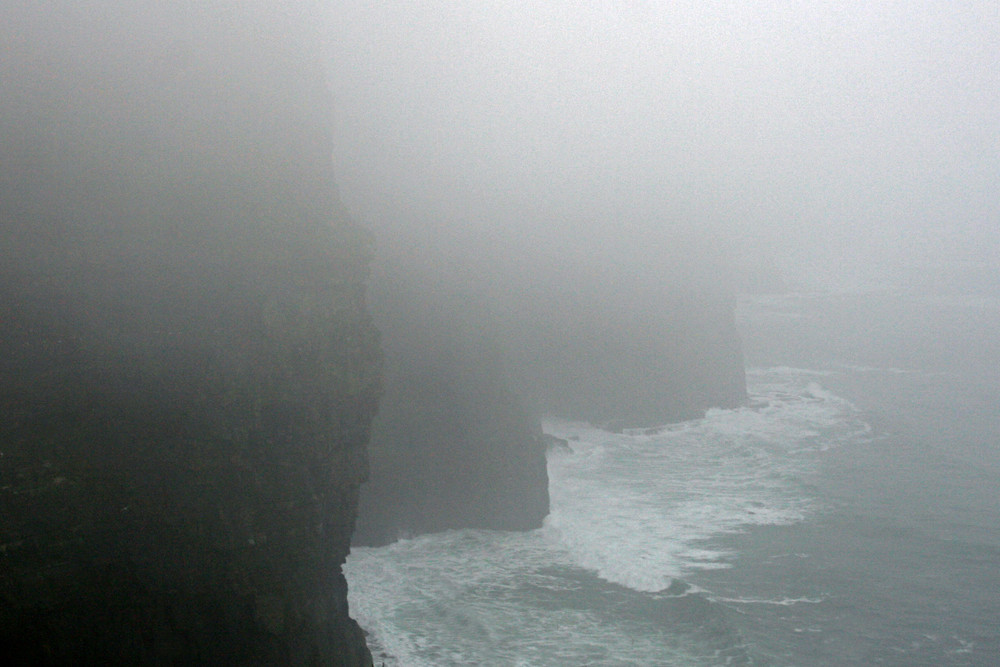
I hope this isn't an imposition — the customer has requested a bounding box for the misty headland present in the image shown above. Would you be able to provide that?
[1,1,744,662]
[3,1,999,665]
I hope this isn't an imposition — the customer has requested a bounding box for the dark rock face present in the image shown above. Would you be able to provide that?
[1,4,379,664]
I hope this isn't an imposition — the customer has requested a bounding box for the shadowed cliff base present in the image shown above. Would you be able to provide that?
[1,3,379,663]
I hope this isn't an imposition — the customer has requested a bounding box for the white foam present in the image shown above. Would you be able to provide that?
[949,636,975,655]
[541,370,868,593]
[346,529,717,666]
[833,362,914,375]
[345,369,871,664]
[711,595,825,606]
[750,365,840,377]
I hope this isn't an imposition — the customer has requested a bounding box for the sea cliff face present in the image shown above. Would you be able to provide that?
[353,272,549,547]
[1,4,379,663]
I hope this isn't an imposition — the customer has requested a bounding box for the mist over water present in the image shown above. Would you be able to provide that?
[4,0,998,664]
[348,285,1000,666]
[327,6,999,660]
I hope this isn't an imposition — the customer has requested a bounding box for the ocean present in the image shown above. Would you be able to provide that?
[345,286,1000,665]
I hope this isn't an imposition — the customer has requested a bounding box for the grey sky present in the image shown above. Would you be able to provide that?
[323,0,999,289]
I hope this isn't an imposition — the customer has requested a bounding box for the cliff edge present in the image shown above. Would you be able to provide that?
[1,4,380,663]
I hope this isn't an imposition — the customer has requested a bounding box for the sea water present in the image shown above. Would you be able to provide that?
[345,286,1000,665]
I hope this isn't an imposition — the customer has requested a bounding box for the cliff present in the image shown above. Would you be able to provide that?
[353,229,745,545]
[498,290,747,429]
[353,270,549,546]
[490,234,748,428]
[1,4,379,663]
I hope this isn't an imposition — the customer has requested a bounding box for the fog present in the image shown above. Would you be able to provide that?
[4,3,1000,662]
[322,0,999,291]
[5,0,990,423]
[7,0,995,291]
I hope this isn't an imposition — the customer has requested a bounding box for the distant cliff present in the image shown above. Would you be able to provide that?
[1,4,379,663]
[353,230,745,545]
[501,292,748,429]
[489,234,748,428]
[353,267,548,546]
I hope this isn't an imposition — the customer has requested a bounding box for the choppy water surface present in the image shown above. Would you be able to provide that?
[347,290,1000,665]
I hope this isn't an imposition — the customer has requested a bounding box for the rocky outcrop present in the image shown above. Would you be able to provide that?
[1,4,379,663]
